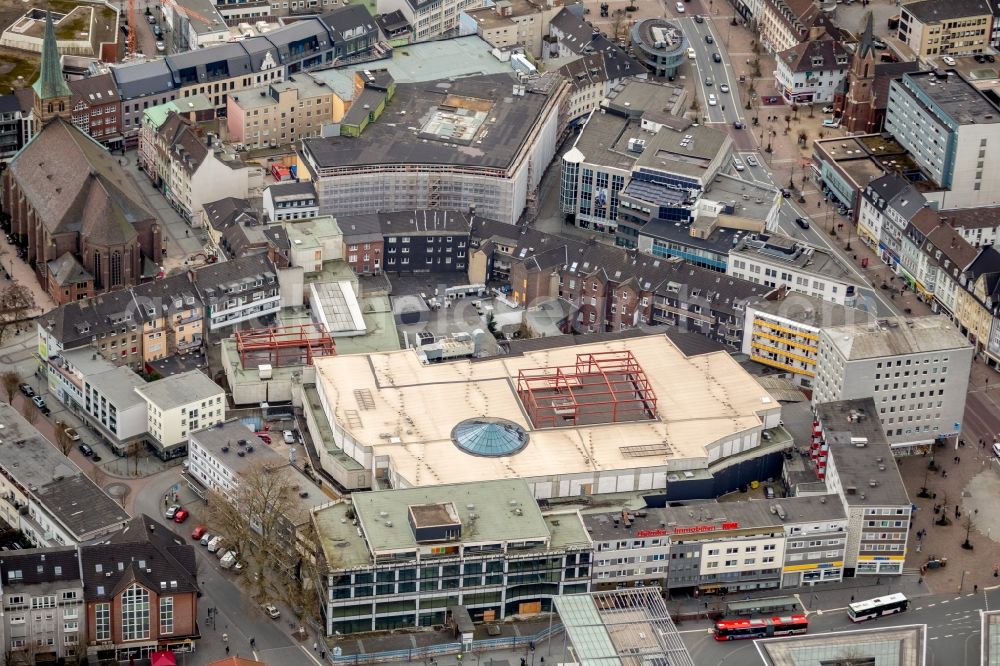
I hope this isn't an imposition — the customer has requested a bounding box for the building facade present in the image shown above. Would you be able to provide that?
[69,73,123,150]
[727,233,860,306]
[313,480,592,635]
[812,316,973,452]
[136,370,226,459]
[774,37,848,105]
[885,69,1000,207]
[898,0,993,58]
[227,73,339,150]
[0,548,86,664]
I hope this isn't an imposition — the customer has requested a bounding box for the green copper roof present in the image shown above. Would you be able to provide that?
[32,11,72,101]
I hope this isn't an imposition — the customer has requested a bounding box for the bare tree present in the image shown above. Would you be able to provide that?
[22,399,39,426]
[54,422,73,456]
[206,461,299,600]
[0,284,35,343]
[1,370,20,404]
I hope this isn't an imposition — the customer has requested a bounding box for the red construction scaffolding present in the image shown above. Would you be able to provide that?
[516,351,658,428]
[235,324,335,369]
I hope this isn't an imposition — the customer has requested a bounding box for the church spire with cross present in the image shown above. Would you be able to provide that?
[32,10,73,127]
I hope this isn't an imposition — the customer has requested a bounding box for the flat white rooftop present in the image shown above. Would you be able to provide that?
[313,334,777,487]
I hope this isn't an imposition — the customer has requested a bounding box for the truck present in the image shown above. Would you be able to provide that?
[220,551,238,569]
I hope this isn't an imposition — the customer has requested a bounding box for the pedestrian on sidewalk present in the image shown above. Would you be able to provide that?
[313,642,319,652]
[225,646,230,655]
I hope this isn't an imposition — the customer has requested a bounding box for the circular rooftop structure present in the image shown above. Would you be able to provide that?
[631,18,687,78]
[451,417,529,457]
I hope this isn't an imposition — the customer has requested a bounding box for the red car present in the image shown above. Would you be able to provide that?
[173,508,190,523]
[191,525,207,540]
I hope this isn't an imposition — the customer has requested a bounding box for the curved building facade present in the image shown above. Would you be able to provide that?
[631,18,687,78]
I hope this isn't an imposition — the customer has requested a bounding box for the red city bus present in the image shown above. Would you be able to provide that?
[713,614,810,641]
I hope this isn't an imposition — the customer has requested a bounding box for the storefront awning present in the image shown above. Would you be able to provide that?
[151,650,176,666]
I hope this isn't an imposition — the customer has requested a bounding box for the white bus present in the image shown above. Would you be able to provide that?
[847,593,909,622]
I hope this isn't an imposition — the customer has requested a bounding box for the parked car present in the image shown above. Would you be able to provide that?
[765,485,776,499]
[256,432,272,444]
[975,54,986,63]
[263,603,281,619]
[795,217,811,230]
[987,54,996,63]
[207,536,224,553]
[282,430,295,444]
[675,2,684,12]
[993,442,1000,458]
[822,105,834,113]
[200,533,214,546]
[31,395,49,415]
[872,38,887,50]
[220,550,238,569]
[18,383,33,397]
[173,508,190,523]
[942,55,956,66]
[63,426,80,441]
[822,118,841,128]
[146,14,156,24]
[191,525,207,540]
[78,443,94,456]
[155,41,165,52]
[746,154,759,167]
[165,505,180,520]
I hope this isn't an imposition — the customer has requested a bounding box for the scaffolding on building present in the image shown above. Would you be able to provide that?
[515,350,657,428]
[235,324,335,369]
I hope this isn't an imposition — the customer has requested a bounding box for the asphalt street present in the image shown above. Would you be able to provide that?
[677,9,897,317]
[683,588,995,665]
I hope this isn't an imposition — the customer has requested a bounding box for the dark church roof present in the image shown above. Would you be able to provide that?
[8,117,154,238]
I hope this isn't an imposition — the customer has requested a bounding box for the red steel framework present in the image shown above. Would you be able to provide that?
[516,351,658,428]
[236,324,335,369]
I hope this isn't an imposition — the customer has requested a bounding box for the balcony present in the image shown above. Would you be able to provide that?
[176,334,203,352]
[174,311,203,326]
[652,303,716,325]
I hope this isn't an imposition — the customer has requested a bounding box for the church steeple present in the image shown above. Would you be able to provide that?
[33,11,72,101]
[31,10,72,130]
[856,12,876,63]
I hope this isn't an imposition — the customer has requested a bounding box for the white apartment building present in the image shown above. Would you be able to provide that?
[82,365,149,448]
[136,370,226,460]
[742,291,867,387]
[0,548,85,664]
[774,38,849,105]
[187,419,268,497]
[0,403,130,547]
[812,316,973,451]
[582,495,846,594]
[378,0,485,40]
[193,254,282,331]
[263,181,319,222]
[812,398,911,576]
[727,233,860,306]
[885,70,1000,208]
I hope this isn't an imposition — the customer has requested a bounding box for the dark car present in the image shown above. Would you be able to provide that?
[733,120,744,129]
[18,383,33,398]
[795,217,811,230]
[975,54,987,63]
[987,54,996,63]
[705,34,713,44]
[694,14,704,23]
[712,52,722,63]
[79,443,94,456]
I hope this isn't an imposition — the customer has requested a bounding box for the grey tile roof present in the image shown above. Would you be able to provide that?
[320,3,378,41]
[9,117,154,238]
[82,515,198,602]
[47,253,93,287]
[0,548,80,587]
[203,197,259,232]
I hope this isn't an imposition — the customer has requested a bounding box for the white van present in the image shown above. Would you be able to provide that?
[207,536,224,553]
[220,551,238,569]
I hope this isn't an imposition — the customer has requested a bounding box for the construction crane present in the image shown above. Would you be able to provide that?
[126,0,137,58]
